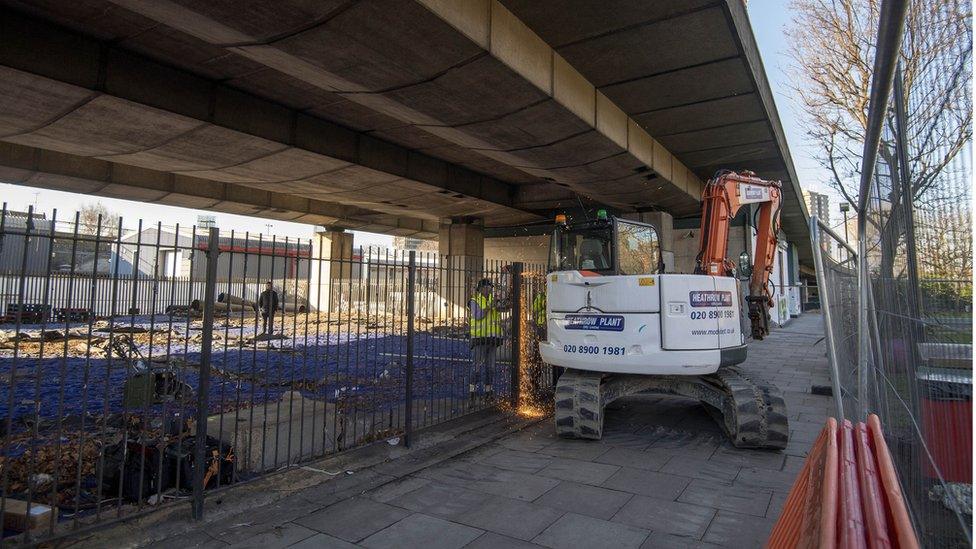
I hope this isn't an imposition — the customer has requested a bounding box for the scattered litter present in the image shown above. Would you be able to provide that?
[386,437,400,446]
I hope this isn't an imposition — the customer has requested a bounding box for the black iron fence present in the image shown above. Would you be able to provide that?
[0,205,550,545]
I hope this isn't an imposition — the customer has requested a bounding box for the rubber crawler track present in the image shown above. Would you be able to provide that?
[554,369,604,439]
[553,366,789,449]
[704,365,789,449]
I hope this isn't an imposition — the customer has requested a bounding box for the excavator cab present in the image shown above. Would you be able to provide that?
[549,211,662,276]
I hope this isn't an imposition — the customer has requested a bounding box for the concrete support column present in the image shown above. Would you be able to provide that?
[438,218,484,320]
[623,211,674,271]
[308,228,354,313]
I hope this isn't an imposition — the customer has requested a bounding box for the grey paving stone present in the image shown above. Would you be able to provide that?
[294,497,410,542]
[415,461,496,485]
[286,533,359,549]
[536,457,620,485]
[536,439,612,461]
[766,491,791,519]
[639,533,721,548]
[595,447,671,471]
[533,513,649,549]
[211,498,322,545]
[677,478,773,517]
[464,532,544,549]
[601,467,691,500]
[788,429,821,444]
[709,445,787,470]
[734,467,799,493]
[642,429,721,460]
[594,428,655,449]
[144,531,227,549]
[659,457,739,484]
[612,495,716,539]
[702,510,777,546]
[466,466,561,501]
[367,476,431,503]
[388,482,491,519]
[360,513,483,549]
[479,449,553,473]
[498,431,555,452]
[533,481,633,520]
[224,523,317,549]
[781,455,807,474]
[454,495,564,540]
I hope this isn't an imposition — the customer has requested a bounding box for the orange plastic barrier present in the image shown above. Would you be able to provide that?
[767,415,920,549]
[867,415,919,549]
[767,418,838,548]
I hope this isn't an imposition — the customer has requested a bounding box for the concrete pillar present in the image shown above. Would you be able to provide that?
[308,228,354,313]
[623,211,674,271]
[438,218,484,319]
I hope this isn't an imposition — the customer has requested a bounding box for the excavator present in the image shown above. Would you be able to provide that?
[540,170,789,449]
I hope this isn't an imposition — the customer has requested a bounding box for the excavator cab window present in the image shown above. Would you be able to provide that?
[615,220,661,275]
[550,220,614,273]
[549,217,661,275]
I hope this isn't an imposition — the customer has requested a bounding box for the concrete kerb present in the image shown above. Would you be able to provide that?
[70,409,544,548]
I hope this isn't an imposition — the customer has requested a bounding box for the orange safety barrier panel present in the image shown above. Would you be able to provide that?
[767,416,920,549]
[767,418,839,548]
[867,415,920,549]
[839,420,867,548]
[855,422,891,547]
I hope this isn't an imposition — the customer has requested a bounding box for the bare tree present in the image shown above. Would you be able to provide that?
[787,0,972,208]
[787,0,972,281]
[78,202,117,236]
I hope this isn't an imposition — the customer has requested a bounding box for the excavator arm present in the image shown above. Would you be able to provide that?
[695,170,782,340]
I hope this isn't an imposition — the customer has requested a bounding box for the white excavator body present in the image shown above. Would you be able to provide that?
[540,271,746,376]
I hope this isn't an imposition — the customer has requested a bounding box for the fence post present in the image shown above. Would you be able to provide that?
[510,262,523,410]
[810,217,845,421]
[404,251,416,448]
[192,227,219,520]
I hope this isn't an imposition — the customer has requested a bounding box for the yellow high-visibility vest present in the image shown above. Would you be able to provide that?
[532,292,546,327]
[470,293,502,338]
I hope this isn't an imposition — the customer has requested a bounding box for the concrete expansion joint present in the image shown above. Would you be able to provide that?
[632,91,760,118]
[501,128,595,153]
[0,88,100,141]
[215,0,359,49]
[554,1,720,50]
[655,117,770,138]
[599,53,743,90]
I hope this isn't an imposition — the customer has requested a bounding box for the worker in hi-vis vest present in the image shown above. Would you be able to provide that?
[468,278,503,401]
[532,291,546,330]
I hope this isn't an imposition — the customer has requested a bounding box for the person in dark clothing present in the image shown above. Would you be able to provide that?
[259,281,279,335]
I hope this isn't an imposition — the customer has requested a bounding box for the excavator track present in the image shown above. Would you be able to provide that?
[554,369,604,439]
[553,366,789,449]
[701,365,789,449]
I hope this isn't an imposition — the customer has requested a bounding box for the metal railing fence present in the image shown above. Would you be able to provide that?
[812,0,973,545]
[0,204,551,545]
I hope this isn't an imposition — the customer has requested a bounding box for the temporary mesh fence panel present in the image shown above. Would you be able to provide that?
[848,0,972,544]
[0,205,549,544]
[811,219,859,418]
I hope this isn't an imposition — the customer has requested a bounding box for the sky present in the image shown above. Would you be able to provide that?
[0,2,832,243]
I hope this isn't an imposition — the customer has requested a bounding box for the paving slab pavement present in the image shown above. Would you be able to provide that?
[95,313,833,548]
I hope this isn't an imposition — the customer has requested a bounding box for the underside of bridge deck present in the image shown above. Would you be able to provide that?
[0,0,810,262]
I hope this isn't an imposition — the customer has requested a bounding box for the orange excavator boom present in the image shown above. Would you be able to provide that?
[694,170,782,339]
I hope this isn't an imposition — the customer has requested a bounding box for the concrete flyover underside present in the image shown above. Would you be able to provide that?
[0,0,810,261]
